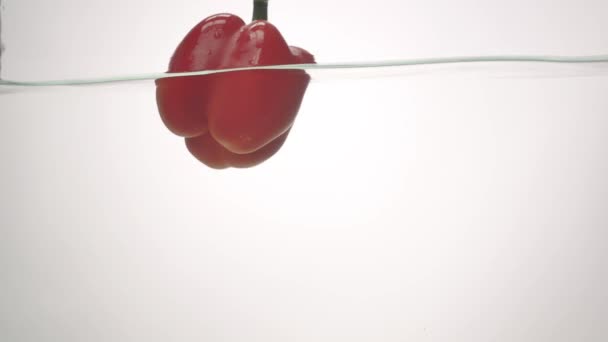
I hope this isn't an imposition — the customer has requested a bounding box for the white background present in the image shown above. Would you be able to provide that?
[1,1,608,341]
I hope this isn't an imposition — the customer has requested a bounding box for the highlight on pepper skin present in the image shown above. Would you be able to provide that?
[155,12,315,169]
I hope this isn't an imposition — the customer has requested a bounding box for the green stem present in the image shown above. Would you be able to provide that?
[252,0,268,21]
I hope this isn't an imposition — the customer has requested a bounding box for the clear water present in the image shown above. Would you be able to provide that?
[2,55,608,342]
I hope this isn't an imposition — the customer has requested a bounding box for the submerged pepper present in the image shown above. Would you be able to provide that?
[155,4,315,169]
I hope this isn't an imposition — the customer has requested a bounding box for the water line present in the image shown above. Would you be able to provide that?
[0,54,607,87]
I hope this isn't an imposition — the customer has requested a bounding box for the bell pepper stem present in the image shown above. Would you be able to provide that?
[252,0,268,21]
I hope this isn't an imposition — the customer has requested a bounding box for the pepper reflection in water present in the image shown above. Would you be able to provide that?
[155,13,315,169]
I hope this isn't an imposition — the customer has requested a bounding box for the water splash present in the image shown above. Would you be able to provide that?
[0,54,607,87]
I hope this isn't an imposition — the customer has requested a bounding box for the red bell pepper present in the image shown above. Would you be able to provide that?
[156,1,315,169]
